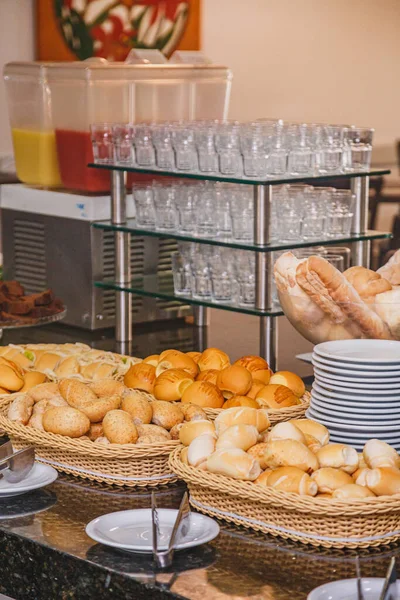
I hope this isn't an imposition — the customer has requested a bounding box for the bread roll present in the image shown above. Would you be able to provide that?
[365,467,400,496]
[215,407,270,435]
[289,419,330,447]
[267,422,306,445]
[47,397,68,408]
[343,266,392,304]
[89,379,126,398]
[143,354,159,366]
[155,350,198,379]
[316,444,359,474]
[354,468,370,486]
[59,379,98,408]
[316,493,333,499]
[180,404,207,422]
[54,356,80,377]
[216,424,259,451]
[303,435,322,454]
[198,348,230,371]
[43,406,90,438]
[311,467,353,493]
[247,442,270,469]
[151,400,184,430]
[263,439,319,473]
[207,448,261,481]
[8,394,34,424]
[332,483,375,499]
[158,349,175,361]
[181,381,224,408]
[27,411,45,430]
[256,384,300,409]
[181,446,189,465]
[3,348,32,369]
[247,379,265,399]
[196,369,219,385]
[216,365,252,399]
[234,355,269,374]
[124,363,156,394]
[0,364,24,392]
[95,436,110,445]
[20,371,47,393]
[254,469,274,486]
[136,424,171,441]
[374,287,400,338]
[91,363,116,381]
[0,387,10,395]
[153,368,194,402]
[88,422,104,441]
[80,395,121,423]
[179,420,215,446]
[187,351,201,363]
[170,422,184,439]
[103,410,138,444]
[121,391,153,425]
[188,433,216,467]
[35,352,62,372]
[363,439,400,469]
[269,371,305,398]
[222,396,259,409]
[266,466,318,496]
[29,382,61,402]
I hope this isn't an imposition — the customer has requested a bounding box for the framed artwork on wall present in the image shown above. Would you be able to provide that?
[36,0,201,61]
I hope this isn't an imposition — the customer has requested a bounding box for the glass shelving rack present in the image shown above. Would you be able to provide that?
[89,163,391,370]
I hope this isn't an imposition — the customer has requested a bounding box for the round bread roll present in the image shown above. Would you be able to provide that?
[88,422,104,441]
[223,395,259,409]
[197,348,230,372]
[153,368,194,402]
[35,352,62,372]
[170,422,184,439]
[80,395,121,423]
[143,354,159,366]
[247,379,265,400]
[316,444,359,474]
[247,442,270,470]
[158,349,175,361]
[207,448,261,481]
[103,410,138,444]
[8,394,34,424]
[289,419,329,447]
[332,483,375,499]
[256,384,300,409]
[254,469,274,486]
[188,433,216,468]
[179,420,215,446]
[187,351,201,363]
[43,406,90,438]
[121,391,153,425]
[0,364,24,392]
[20,371,47,393]
[311,467,353,493]
[59,379,98,408]
[151,400,184,430]
[234,355,269,373]
[89,379,126,398]
[28,382,61,402]
[216,424,259,451]
[216,365,252,399]
[266,466,318,496]
[251,369,272,384]
[365,467,400,496]
[196,369,219,385]
[124,363,156,394]
[54,356,80,377]
[215,407,270,435]
[269,371,305,398]
[155,350,198,379]
[267,422,307,445]
[363,439,400,469]
[181,381,224,409]
[180,403,207,422]
[263,439,319,473]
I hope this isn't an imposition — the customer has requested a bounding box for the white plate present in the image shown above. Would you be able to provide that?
[313,367,400,386]
[311,389,400,410]
[314,376,400,392]
[308,577,399,600]
[86,508,219,553]
[312,359,400,380]
[313,382,400,401]
[314,340,400,364]
[309,401,400,425]
[312,353,400,372]
[0,463,58,497]
[310,396,400,418]
[306,408,400,432]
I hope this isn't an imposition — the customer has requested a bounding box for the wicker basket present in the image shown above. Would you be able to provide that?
[169,446,400,549]
[203,391,310,423]
[0,396,178,487]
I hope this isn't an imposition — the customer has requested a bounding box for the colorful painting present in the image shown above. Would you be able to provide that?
[37,0,201,61]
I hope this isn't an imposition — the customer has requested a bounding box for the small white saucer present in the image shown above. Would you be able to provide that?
[86,508,220,553]
[0,463,58,497]
[308,577,399,599]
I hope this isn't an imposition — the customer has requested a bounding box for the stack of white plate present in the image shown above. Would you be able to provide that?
[306,340,400,451]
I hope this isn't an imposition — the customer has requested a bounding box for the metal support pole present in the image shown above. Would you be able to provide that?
[193,305,210,327]
[351,176,370,268]
[111,170,132,343]
[260,316,277,372]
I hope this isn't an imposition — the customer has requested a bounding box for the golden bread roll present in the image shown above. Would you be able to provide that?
[80,395,121,422]
[155,350,198,379]
[88,422,104,441]
[102,410,138,444]
[153,368,194,402]
[143,354,159,366]
[187,351,201,363]
[214,407,270,435]
[89,379,126,398]
[170,423,184,439]
[0,364,24,392]
[263,439,319,473]
[256,384,300,409]
[358,454,368,469]
[35,352,62,372]
[216,365,252,399]
[158,349,175,361]
[252,369,272,384]
[8,394,34,424]
[222,395,259,409]
[80,362,100,380]
[365,467,400,495]
[20,371,47,393]
[289,419,330,447]
[267,421,306,445]
[247,442,270,469]
[121,391,153,425]
[266,466,318,496]
[269,371,305,398]
[311,467,353,493]
[124,363,156,394]
[54,356,80,377]
[188,433,216,467]
[136,424,171,441]
[94,436,110,445]
[0,387,10,395]
[234,355,269,374]
[343,266,392,304]
[316,444,359,474]
[303,435,322,454]
[58,379,98,408]
[354,468,370,486]
[43,406,90,437]
[363,439,400,469]
[332,483,375,499]
[181,446,189,465]
[254,469,274,486]
[197,348,230,371]
[91,363,116,381]
[216,424,259,451]
[3,348,32,369]
[28,382,61,402]
[181,381,224,408]
[151,400,184,430]
[180,403,207,422]
[207,448,261,481]
[179,420,215,446]
[196,369,219,385]
[247,379,265,399]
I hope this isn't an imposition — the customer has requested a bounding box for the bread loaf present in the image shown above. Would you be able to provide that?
[207,448,261,481]
[35,352,62,372]
[136,424,171,441]
[269,371,305,398]
[59,379,98,408]
[354,468,370,486]
[0,363,24,392]
[247,380,265,399]
[28,382,60,402]
[254,469,274,486]
[102,410,138,444]
[311,467,353,493]
[289,419,329,447]
[187,351,201,363]
[187,433,216,468]
[121,390,153,425]
[143,354,159,366]
[179,420,215,446]
[332,483,375,499]
[151,400,184,430]
[214,407,270,435]
[365,467,400,496]
[263,439,319,473]
[79,395,121,423]
[374,288,400,338]
[216,424,259,451]
[316,444,359,474]
[267,422,306,445]
[363,439,400,469]
[266,466,318,496]
[197,348,230,371]
[233,355,271,384]
[170,423,184,439]
[181,380,224,408]
[153,368,194,401]
[88,422,104,441]
[43,406,90,438]
[89,379,126,398]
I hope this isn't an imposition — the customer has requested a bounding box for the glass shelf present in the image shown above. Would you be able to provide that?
[95,275,284,317]
[88,163,390,186]
[92,221,392,252]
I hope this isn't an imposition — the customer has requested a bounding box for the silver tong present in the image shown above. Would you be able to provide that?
[151,491,190,569]
[379,557,398,600]
[0,440,35,483]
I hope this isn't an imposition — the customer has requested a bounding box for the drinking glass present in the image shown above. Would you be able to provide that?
[112,123,134,165]
[230,190,254,241]
[344,127,374,171]
[191,250,212,299]
[264,122,289,176]
[277,184,310,242]
[132,184,156,229]
[134,124,156,167]
[215,185,232,238]
[153,184,178,231]
[301,189,328,240]
[195,124,218,173]
[318,125,344,173]
[195,184,218,237]
[240,124,268,178]
[176,184,197,234]
[287,124,314,175]
[233,251,256,306]
[210,248,235,303]
[215,122,242,175]
[326,190,355,237]
[90,123,114,164]
[325,254,345,272]
[172,125,197,171]
[152,124,175,170]
[171,252,192,296]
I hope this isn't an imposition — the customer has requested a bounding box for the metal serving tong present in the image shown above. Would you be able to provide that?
[0,440,35,483]
[151,491,190,569]
[379,557,398,600]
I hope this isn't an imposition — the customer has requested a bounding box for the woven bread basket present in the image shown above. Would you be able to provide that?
[0,396,178,487]
[169,446,400,549]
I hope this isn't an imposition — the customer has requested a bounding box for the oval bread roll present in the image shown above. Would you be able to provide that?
[311,467,353,493]
[214,407,270,435]
[187,351,201,363]
[197,348,230,371]
[143,354,159,366]
[121,391,153,425]
[20,371,47,393]
[247,379,266,400]
[170,423,184,439]
[3,348,32,369]
[254,469,274,486]
[136,424,171,441]
[180,404,207,422]
[179,420,215,446]
[247,442,270,470]
[363,439,400,469]
[216,365,252,399]
[91,363,116,381]
[35,352,62,372]
[354,468,370,486]
[58,379,98,408]
[153,368,194,402]
[267,422,306,445]
[332,483,375,499]
[137,434,171,444]
[89,379,126,398]
[151,400,184,430]
[266,466,318,496]
[196,369,219,385]
[124,363,156,394]
[103,410,138,444]
[289,419,329,447]
[8,394,34,424]
[256,384,300,409]
[207,448,261,481]
[263,439,319,473]
[27,412,45,430]
[216,424,259,451]
[234,355,269,374]
[365,467,400,496]
[181,381,224,408]
[155,350,198,379]
[316,444,359,474]
[43,406,90,438]
[222,396,259,409]
[269,371,305,398]
[47,397,68,408]
[188,434,216,468]
[0,364,24,392]
[28,382,60,402]
[54,356,80,377]
[80,395,121,422]
[88,422,104,441]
